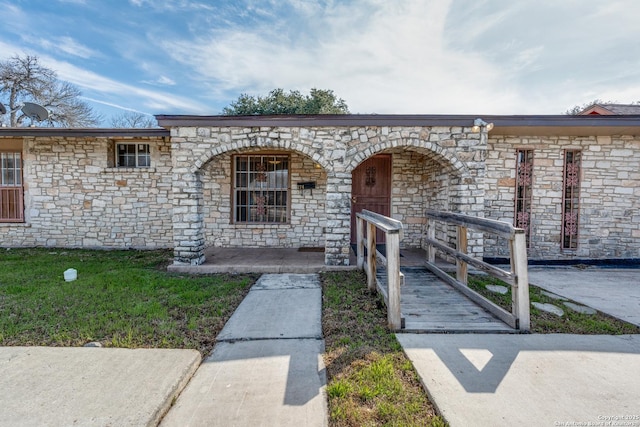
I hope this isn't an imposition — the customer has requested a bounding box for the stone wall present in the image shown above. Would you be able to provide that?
[484,134,640,260]
[170,125,484,265]
[0,136,173,249]
[1,124,487,266]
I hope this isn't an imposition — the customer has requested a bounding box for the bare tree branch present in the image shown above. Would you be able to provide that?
[110,111,157,128]
[0,54,101,127]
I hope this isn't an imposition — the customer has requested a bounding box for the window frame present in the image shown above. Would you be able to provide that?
[116,143,151,168]
[0,151,24,223]
[232,153,290,224]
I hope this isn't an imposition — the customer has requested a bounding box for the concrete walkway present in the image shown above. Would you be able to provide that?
[528,267,640,326]
[397,333,640,427]
[160,273,328,427]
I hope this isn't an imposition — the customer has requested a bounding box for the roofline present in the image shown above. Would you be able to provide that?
[155,113,640,127]
[155,114,485,127]
[156,114,640,136]
[0,128,170,137]
[1,115,639,138]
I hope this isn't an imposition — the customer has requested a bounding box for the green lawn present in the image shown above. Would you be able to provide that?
[321,271,446,427]
[0,248,256,355]
[2,249,445,426]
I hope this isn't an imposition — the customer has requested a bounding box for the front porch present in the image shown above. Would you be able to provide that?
[167,246,431,274]
[164,117,488,268]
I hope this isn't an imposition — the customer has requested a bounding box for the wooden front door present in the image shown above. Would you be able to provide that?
[351,154,392,243]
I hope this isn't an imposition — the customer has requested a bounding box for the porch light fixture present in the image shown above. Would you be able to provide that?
[472,118,494,133]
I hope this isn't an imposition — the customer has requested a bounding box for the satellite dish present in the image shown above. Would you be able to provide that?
[0,103,6,115]
[21,102,49,125]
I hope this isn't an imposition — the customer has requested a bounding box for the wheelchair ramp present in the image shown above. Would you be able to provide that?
[379,267,516,333]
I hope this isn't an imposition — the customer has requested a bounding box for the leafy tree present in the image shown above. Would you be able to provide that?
[222,88,349,115]
[110,111,157,128]
[0,54,101,127]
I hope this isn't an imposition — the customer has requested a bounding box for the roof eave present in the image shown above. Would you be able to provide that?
[156,114,640,136]
[0,128,170,137]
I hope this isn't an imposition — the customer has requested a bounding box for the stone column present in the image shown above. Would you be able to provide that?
[324,173,352,265]
[172,170,205,265]
[456,128,487,258]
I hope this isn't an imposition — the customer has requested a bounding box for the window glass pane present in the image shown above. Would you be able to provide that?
[136,145,150,167]
[1,154,6,185]
[0,152,24,222]
[117,144,149,167]
[234,154,289,223]
[0,153,21,186]
[14,153,21,185]
[138,153,150,167]
[119,153,136,167]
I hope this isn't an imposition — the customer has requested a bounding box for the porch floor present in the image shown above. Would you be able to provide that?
[167,246,431,274]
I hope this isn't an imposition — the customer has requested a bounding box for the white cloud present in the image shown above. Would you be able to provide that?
[142,75,177,86]
[0,39,205,116]
[37,36,97,59]
[81,97,148,113]
[39,55,208,113]
[128,0,215,12]
[4,0,640,117]
[159,0,523,114]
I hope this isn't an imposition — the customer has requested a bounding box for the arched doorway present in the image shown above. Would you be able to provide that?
[350,154,392,244]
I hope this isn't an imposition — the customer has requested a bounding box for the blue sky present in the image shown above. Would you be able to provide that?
[1,0,640,126]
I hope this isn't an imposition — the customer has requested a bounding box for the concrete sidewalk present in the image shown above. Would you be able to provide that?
[0,347,200,427]
[160,273,328,427]
[397,333,640,427]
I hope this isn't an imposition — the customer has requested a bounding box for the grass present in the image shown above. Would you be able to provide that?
[0,248,257,355]
[2,249,446,426]
[321,270,447,427]
[467,274,640,335]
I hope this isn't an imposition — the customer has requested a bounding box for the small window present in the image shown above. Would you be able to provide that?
[515,149,533,245]
[117,144,150,167]
[233,154,289,223]
[0,152,24,222]
[562,150,581,250]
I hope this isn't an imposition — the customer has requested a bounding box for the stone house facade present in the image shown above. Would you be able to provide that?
[1,114,638,266]
[0,129,173,249]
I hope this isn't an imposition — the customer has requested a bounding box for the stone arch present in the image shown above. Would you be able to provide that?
[192,137,332,254]
[346,137,471,179]
[190,137,331,174]
[345,135,486,255]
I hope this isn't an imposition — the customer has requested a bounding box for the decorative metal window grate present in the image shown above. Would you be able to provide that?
[562,150,581,249]
[0,152,24,222]
[515,149,533,245]
[117,144,150,167]
[234,155,289,223]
